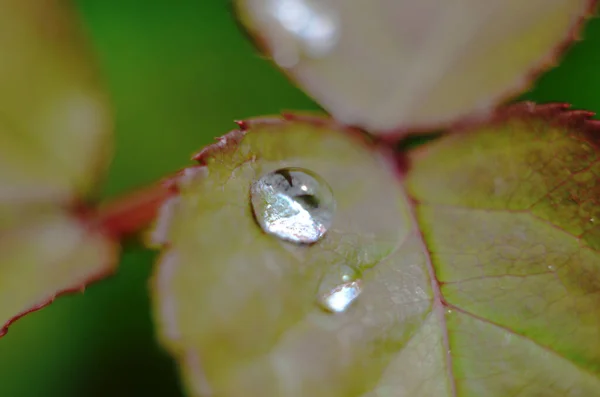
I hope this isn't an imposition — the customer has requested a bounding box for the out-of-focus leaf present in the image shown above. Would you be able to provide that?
[0,211,117,337]
[0,0,112,204]
[0,0,116,336]
[152,104,600,396]
[234,0,595,133]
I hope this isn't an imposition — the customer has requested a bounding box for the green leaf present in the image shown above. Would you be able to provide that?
[405,102,600,396]
[151,104,600,396]
[234,0,595,132]
[0,0,116,336]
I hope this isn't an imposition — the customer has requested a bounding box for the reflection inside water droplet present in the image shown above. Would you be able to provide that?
[341,272,354,283]
[250,167,335,244]
[319,280,362,313]
[319,264,359,291]
[266,0,339,67]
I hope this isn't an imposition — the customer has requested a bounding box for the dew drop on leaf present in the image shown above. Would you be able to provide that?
[317,263,360,292]
[318,280,362,313]
[250,167,335,244]
[340,265,356,283]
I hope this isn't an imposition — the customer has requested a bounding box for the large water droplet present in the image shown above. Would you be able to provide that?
[319,280,362,313]
[250,167,335,244]
[265,0,340,67]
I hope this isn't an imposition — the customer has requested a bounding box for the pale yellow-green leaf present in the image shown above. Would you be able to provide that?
[0,0,112,204]
[0,0,116,337]
[0,210,117,336]
[235,0,594,132]
[152,119,433,396]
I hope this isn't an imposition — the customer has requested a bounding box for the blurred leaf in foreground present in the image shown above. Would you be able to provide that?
[235,0,595,133]
[0,0,116,336]
[151,104,600,396]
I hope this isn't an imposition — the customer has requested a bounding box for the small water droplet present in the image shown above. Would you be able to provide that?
[591,217,596,224]
[266,0,340,67]
[319,280,362,313]
[341,272,354,283]
[250,167,335,244]
[548,264,556,271]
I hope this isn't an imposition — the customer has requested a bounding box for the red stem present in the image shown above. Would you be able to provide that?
[90,180,176,240]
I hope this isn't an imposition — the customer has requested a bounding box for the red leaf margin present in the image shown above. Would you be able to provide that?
[191,113,377,166]
[397,101,600,178]
[0,226,120,338]
[181,101,600,233]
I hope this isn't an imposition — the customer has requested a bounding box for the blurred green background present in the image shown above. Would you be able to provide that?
[0,1,599,396]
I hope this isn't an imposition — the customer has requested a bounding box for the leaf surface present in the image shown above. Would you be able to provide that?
[234,0,595,133]
[0,0,116,336]
[152,105,600,396]
[405,103,600,396]
[0,210,117,337]
[0,0,112,204]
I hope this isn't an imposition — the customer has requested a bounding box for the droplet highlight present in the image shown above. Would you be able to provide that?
[319,280,362,313]
[265,0,340,67]
[250,167,335,244]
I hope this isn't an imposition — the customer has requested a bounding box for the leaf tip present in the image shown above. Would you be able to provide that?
[0,243,119,339]
[233,119,249,131]
[191,129,247,165]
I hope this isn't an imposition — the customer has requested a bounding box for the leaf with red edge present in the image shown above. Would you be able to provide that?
[234,0,596,133]
[151,104,600,396]
[0,0,116,336]
[151,117,424,396]
[0,210,118,337]
[404,102,600,396]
